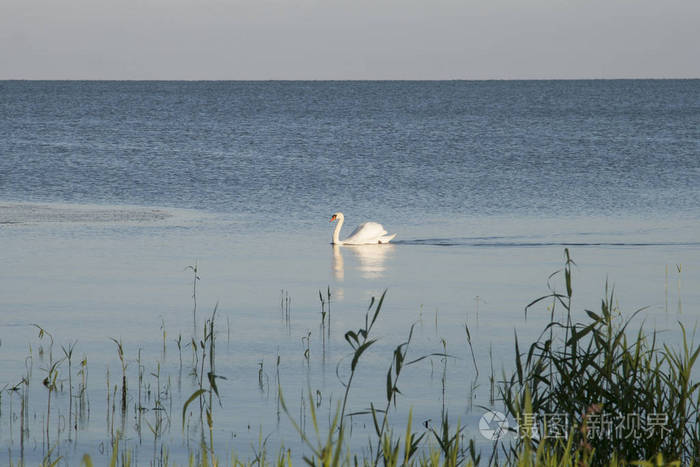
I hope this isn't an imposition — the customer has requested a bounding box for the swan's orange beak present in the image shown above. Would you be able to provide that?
[330,215,336,222]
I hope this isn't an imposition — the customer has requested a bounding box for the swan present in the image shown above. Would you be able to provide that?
[330,212,396,245]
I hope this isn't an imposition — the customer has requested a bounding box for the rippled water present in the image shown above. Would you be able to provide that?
[0,80,698,464]
[2,80,699,224]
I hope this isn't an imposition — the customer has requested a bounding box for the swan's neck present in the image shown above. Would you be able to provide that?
[332,217,344,245]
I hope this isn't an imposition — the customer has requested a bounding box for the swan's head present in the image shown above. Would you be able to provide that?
[330,212,343,223]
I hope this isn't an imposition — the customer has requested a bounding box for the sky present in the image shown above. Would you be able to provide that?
[1,0,699,80]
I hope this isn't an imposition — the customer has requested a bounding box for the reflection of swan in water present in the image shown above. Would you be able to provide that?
[332,245,344,281]
[332,244,395,280]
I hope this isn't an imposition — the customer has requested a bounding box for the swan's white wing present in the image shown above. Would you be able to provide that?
[343,221,388,244]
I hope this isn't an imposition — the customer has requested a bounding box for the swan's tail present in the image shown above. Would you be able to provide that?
[378,233,397,244]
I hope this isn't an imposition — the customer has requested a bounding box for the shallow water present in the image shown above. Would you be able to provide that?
[0,80,699,463]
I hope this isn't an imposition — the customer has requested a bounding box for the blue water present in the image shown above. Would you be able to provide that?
[2,80,699,226]
[0,80,699,464]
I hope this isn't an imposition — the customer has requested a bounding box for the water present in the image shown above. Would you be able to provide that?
[0,80,699,464]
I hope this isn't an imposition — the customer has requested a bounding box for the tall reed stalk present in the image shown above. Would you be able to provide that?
[502,249,700,464]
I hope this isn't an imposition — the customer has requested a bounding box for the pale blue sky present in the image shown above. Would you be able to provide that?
[2,0,698,79]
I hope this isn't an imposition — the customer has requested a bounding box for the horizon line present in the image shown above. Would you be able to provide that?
[2,77,699,82]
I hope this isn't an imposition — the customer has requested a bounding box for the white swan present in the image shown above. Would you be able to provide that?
[330,212,396,245]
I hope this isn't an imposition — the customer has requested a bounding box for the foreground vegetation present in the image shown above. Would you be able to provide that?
[501,250,699,465]
[3,250,698,466]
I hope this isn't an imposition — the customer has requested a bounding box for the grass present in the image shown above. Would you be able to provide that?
[501,249,700,464]
[1,250,698,466]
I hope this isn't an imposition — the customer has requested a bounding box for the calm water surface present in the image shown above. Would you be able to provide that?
[0,80,699,463]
